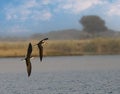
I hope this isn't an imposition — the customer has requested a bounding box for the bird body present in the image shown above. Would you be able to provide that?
[25,58,31,77]
[35,38,48,62]
[25,43,32,77]
[38,45,43,61]
[22,38,48,77]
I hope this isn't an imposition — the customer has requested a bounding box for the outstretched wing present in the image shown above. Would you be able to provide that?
[38,45,43,62]
[26,43,32,77]
[36,38,48,62]
[26,60,32,77]
[42,38,48,41]
[27,43,32,58]
[39,38,48,44]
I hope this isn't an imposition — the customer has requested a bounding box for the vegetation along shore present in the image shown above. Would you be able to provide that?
[0,38,120,57]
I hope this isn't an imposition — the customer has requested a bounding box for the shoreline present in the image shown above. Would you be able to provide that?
[0,53,120,58]
[0,38,120,57]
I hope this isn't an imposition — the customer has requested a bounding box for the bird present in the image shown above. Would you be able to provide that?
[34,38,48,62]
[24,43,32,77]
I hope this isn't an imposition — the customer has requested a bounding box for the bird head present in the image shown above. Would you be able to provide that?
[40,38,48,45]
[34,38,48,46]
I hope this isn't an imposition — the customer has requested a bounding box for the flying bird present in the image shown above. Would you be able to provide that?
[34,38,48,62]
[24,43,32,77]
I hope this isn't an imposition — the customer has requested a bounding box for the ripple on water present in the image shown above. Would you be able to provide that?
[0,70,120,94]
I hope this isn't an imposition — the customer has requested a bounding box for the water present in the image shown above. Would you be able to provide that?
[0,55,120,94]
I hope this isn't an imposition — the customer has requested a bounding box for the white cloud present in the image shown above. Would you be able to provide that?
[4,0,120,22]
[55,0,106,14]
[41,11,52,20]
[6,14,12,20]
[4,0,107,21]
[31,10,52,20]
[53,0,120,16]
[41,0,51,5]
[4,0,52,21]
[107,1,120,16]
[24,0,37,8]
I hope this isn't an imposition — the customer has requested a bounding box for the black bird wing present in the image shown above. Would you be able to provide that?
[26,43,32,77]
[39,38,48,44]
[36,38,48,62]
[26,43,32,58]
[38,45,43,62]
[41,38,48,42]
[26,60,32,77]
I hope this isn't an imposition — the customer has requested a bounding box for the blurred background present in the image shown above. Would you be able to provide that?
[0,0,120,57]
[0,1,120,93]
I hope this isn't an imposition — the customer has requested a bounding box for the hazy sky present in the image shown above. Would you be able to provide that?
[0,0,120,36]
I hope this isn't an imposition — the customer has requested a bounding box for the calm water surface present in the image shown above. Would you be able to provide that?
[0,55,120,94]
[0,55,120,73]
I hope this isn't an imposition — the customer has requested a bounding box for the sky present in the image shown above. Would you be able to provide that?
[0,0,120,37]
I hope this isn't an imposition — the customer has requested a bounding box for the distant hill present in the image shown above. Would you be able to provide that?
[30,29,82,40]
[30,29,120,40]
[1,29,120,41]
